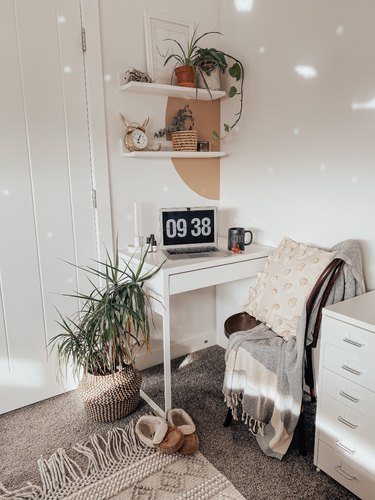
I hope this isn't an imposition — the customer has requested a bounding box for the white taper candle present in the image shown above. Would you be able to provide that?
[133,201,140,247]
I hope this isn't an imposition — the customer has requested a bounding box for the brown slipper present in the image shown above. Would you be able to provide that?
[135,415,184,454]
[157,425,184,454]
[167,408,199,455]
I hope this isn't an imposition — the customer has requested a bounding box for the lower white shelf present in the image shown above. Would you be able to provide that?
[121,151,226,158]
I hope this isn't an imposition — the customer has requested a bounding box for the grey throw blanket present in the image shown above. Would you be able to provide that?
[222,240,365,459]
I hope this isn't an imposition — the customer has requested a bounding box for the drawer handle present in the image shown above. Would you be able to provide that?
[342,364,362,376]
[339,390,360,403]
[343,337,365,348]
[335,466,357,481]
[336,441,356,455]
[338,416,358,429]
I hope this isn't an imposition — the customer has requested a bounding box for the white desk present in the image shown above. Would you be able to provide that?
[120,239,273,417]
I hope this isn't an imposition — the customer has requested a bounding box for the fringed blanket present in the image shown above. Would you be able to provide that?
[222,240,365,459]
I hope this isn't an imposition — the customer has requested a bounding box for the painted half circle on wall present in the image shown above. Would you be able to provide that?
[166,97,221,200]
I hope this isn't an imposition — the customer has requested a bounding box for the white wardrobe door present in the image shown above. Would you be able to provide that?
[0,0,98,413]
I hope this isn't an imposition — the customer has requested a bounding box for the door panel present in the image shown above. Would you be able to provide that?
[0,0,98,413]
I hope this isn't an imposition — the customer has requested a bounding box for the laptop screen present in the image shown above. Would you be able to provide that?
[160,207,217,248]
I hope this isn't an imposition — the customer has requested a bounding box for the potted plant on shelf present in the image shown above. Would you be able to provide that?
[162,28,244,140]
[154,104,197,151]
[194,46,244,140]
[162,27,221,87]
[48,243,163,422]
[194,47,228,91]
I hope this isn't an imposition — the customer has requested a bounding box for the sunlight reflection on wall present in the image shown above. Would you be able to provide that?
[295,65,318,79]
[0,358,43,387]
[234,0,254,12]
[351,97,375,110]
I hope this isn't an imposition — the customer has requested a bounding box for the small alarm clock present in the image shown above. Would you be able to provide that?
[120,113,149,152]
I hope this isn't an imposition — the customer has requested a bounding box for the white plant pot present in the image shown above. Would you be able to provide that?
[198,67,221,91]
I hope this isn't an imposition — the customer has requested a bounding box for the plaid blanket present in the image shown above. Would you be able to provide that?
[222,240,365,459]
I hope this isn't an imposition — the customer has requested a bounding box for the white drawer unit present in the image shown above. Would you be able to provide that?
[314,291,375,499]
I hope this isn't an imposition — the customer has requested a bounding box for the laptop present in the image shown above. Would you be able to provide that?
[160,206,230,260]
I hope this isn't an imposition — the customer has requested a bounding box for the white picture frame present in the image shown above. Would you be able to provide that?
[144,10,195,85]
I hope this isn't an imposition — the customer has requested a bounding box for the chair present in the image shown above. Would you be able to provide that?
[223,257,345,455]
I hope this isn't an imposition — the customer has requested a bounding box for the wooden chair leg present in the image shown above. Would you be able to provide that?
[223,408,233,427]
[296,408,306,456]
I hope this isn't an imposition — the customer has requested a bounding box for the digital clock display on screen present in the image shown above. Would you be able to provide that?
[161,209,216,246]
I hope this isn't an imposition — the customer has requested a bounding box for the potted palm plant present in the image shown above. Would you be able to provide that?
[49,243,163,422]
[154,104,197,151]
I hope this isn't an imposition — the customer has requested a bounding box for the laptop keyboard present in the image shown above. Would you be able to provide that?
[167,246,220,255]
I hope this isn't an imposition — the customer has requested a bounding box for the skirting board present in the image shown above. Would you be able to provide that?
[135,329,216,371]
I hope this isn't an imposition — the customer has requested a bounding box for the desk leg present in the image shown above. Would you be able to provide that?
[138,292,171,419]
[163,295,172,415]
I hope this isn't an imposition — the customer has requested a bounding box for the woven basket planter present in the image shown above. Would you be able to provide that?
[172,130,198,151]
[78,366,142,422]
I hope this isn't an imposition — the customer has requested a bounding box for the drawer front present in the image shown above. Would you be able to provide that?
[323,342,375,392]
[317,393,375,475]
[169,258,266,295]
[322,316,375,363]
[316,440,375,500]
[321,368,375,417]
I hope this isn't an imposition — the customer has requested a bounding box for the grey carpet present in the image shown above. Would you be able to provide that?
[0,345,357,499]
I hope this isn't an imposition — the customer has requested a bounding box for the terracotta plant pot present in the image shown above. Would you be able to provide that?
[175,66,195,87]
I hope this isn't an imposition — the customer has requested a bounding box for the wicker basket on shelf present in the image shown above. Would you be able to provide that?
[172,130,198,151]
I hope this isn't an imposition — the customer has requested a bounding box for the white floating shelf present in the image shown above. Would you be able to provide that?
[119,81,226,101]
[121,151,226,159]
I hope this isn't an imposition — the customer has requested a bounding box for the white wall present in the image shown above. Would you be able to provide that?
[96,0,375,365]
[98,0,221,249]
[219,0,375,290]
[98,0,222,365]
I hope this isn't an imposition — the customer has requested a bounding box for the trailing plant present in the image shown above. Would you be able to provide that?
[194,47,228,76]
[194,47,244,140]
[154,104,195,139]
[48,241,163,380]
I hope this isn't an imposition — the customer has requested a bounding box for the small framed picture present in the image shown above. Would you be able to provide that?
[144,10,194,85]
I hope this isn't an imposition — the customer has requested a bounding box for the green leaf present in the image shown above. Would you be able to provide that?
[212,130,220,141]
[229,62,241,81]
[49,241,164,380]
[228,86,237,98]
[224,124,230,132]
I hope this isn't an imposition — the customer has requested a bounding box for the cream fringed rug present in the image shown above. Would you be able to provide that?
[0,419,245,500]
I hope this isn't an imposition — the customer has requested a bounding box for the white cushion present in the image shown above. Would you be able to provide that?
[243,237,335,340]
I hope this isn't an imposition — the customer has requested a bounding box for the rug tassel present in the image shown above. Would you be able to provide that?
[0,418,151,499]
[74,420,144,473]
[38,448,85,493]
[0,482,42,500]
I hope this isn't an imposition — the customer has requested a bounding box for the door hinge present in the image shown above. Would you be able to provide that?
[81,27,87,52]
[92,189,97,209]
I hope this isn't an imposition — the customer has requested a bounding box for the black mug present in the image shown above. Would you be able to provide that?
[227,227,253,251]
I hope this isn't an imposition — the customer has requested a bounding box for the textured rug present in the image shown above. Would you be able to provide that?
[0,418,244,500]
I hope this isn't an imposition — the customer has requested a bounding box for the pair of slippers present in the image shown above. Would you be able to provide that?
[135,408,199,455]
